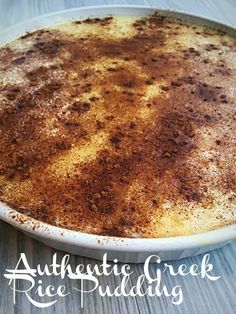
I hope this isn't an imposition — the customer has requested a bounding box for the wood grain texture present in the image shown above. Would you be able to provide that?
[0,0,235,313]
[0,0,236,30]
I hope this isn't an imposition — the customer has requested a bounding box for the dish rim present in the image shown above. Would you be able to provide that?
[0,4,235,253]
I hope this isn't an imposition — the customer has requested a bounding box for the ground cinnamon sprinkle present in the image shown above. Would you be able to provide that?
[0,14,235,237]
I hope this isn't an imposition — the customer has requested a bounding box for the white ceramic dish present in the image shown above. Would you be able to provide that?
[0,5,236,263]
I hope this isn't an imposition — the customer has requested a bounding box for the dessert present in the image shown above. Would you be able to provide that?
[0,14,235,237]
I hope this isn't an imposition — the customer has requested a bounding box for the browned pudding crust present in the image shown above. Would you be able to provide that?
[0,14,235,237]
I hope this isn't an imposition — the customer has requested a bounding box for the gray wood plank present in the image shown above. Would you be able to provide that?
[0,0,236,30]
[1,220,236,314]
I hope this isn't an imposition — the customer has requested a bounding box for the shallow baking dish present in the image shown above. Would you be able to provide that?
[0,5,235,263]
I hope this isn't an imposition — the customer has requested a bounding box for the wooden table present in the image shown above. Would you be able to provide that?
[0,1,235,313]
